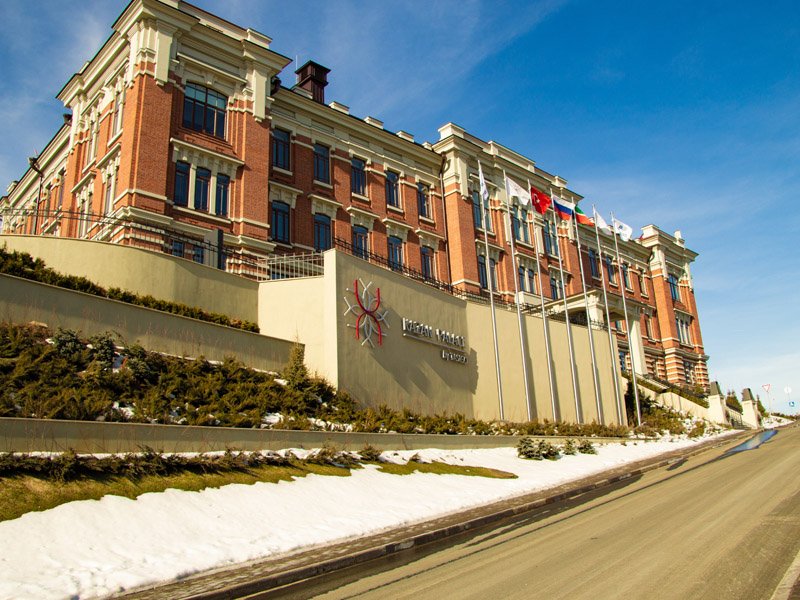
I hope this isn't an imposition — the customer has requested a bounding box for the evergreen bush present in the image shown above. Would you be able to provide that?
[517,437,560,460]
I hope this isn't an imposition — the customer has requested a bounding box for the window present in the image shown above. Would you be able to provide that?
[543,220,559,256]
[352,225,368,258]
[314,214,332,251]
[194,168,211,212]
[478,255,488,290]
[193,246,205,264]
[111,90,124,138]
[313,143,330,183]
[644,314,654,339]
[478,255,497,290]
[472,190,492,232]
[589,249,600,278]
[622,263,632,289]
[174,161,190,207]
[518,266,526,292]
[386,170,400,208]
[605,256,617,284]
[182,83,226,138]
[683,360,696,385]
[676,315,692,345]
[512,206,529,243]
[171,240,184,258]
[421,246,435,280]
[215,175,229,216]
[271,201,290,243]
[272,129,291,171]
[57,171,65,209]
[103,169,116,215]
[417,183,431,219]
[527,269,536,294]
[351,158,366,195]
[388,235,403,270]
[550,273,563,300]
[619,350,629,372]
[635,272,645,295]
[668,274,680,301]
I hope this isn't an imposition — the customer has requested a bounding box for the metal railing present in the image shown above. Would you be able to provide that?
[1,208,268,279]
[263,252,324,280]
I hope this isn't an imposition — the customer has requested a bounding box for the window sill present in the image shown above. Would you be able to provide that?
[272,166,293,177]
[515,239,534,250]
[351,192,370,203]
[387,204,404,215]
[419,215,435,226]
[107,131,123,147]
[271,240,293,248]
[173,205,232,225]
[314,180,333,189]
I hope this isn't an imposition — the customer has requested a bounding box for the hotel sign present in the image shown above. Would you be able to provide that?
[401,317,468,364]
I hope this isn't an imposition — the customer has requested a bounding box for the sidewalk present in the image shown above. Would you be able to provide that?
[117,433,745,600]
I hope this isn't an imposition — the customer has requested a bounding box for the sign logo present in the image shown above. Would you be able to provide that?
[343,279,389,347]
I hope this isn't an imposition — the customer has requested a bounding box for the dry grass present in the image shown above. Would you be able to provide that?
[0,461,350,523]
[376,460,517,479]
[0,460,514,523]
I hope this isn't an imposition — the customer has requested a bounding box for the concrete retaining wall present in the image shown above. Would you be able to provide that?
[0,274,295,372]
[0,418,627,453]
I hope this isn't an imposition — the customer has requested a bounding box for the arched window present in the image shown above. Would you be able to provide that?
[182,83,227,138]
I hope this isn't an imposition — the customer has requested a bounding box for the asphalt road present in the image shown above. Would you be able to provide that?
[273,426,800,600]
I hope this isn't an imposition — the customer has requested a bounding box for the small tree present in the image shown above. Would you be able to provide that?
[283,343,309,390]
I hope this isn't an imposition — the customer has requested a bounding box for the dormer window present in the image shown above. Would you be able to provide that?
[182,83,227,138]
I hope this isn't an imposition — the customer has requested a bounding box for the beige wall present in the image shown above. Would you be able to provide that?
[257,274,331,381]
[0,235,259,323]
[313,251,626,425]
[0,274,293,372]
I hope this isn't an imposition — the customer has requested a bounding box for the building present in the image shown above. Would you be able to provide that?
[0,0,709,424]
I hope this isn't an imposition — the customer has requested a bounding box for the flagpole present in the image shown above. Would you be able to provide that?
[529,180,557,421]
[478,161,504,421]
[611,211,642,427]
[593,205,624,424]
[551,189,581,424]
[503,170,533,421]
[572,213,603,424]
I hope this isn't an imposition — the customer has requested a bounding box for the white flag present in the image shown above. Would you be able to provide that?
[593,208,612,234]
[612,218,633,242]
[478,161,490,204]
[504,176,530,207]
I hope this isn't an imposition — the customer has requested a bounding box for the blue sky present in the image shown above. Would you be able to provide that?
[1,0,798,413]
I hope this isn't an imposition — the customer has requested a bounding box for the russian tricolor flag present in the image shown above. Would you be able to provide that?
[553,196,575,220]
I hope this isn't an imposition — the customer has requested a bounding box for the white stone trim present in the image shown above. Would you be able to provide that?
[383,217,413,242]
[309,193,342,220]
[269,181,302,208]
[346,206,379,231]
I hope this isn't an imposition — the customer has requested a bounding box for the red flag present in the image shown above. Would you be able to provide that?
[531,187,551,215]
[575,205,594,226]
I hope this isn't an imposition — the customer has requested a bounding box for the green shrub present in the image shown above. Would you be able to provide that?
[359,444,383,462]
[577,439,597,454]
[562,439,577,455]
[517,437,560,460]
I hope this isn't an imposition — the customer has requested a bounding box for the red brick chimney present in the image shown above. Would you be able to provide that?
[295,60,330,104]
